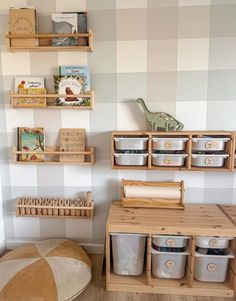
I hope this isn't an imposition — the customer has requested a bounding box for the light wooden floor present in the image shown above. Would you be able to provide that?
[75,255,235,301]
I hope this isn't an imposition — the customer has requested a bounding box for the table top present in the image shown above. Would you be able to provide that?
[219,205,236,227]
[106,201,236,237]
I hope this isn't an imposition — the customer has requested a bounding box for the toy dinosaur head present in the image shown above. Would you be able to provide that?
[136,98,144,104]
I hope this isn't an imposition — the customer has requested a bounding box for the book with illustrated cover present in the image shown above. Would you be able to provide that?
[15,77,45,92]
[17,88,46,108]
[54,75,90,106]
[63,12,87,46]
[59,65,90,91]
[17,127,45,162]
[52,13,78,46]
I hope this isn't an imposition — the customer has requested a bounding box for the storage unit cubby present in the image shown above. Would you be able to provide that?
[106,201,236,297]
[111,131,235,172]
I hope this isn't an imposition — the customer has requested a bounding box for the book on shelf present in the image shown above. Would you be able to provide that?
[54,75,90,106]
[16,88,47,108]
[59,65,90,91]
[52,13,78,46]
[59,128,85,162]
[9,7,37,47]
[63,12,88,46]
[17,127,45,162]
[15,77,45,92]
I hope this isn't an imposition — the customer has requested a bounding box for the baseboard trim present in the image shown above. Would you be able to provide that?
[0,240,6,255]
[5,239,104,254]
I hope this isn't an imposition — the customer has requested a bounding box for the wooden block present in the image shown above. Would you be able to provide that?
[59,128,85,162]
[9,8,37,47]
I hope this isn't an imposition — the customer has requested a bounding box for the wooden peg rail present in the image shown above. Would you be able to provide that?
[16,191,94,219]
[6,30,94,52]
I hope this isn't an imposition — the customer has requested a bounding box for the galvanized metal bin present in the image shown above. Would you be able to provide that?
[152,137,188,151]
[153,235,189,248]
[194,248,234,282]
[114,137,148,150]
[191,154,229,167]
[192,137,229,151]
[152,154,187,167]
[196,237,233,249]
[114,153,148,166]
[111,233,146,276]
[152,248,189,279]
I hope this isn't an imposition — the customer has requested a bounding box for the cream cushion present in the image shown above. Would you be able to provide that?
[0,239,92,301]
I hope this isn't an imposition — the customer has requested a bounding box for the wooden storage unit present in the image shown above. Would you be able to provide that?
[111,131,234,172]
[106,201,236,297]
[12,146,95,165]
[6,30,94,52]
[10,90,94,110]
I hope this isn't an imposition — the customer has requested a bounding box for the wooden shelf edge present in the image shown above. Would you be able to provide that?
[10,90,94,110]
[6,30,94,52]
[12,146,95,165]
[16,214,93,219]
[106,281,234,297]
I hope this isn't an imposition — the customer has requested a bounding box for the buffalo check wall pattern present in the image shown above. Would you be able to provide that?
[1,0,236,245]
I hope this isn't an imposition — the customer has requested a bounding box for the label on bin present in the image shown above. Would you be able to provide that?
[205,141,216,149]
[166,260,175,269]
[164,157,173,164]
[209,239,218,247]
[166,238,176,247]
[207,263,217,271]
[164,141,173,149]
[205,157,213,165]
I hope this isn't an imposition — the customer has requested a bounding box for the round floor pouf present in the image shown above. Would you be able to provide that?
[0,239,92,301]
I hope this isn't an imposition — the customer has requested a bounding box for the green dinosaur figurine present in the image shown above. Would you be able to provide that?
[136,98,184,132]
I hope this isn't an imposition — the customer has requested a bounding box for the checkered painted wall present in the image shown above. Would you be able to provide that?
[0,0,236,246]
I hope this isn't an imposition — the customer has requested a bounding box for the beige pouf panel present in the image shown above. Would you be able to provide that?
[0,239,92,301]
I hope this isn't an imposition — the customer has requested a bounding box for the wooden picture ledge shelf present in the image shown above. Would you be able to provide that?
[106,201,236,298]
[6,30,94,52]
[12,146,95,165]
[10,90,94,110]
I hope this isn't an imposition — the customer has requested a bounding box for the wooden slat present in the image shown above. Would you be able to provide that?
[186,237,195,287]
[6,30,94,52]
[146,235,151,285]
[12,146,95,165]
[6,33,91,38]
